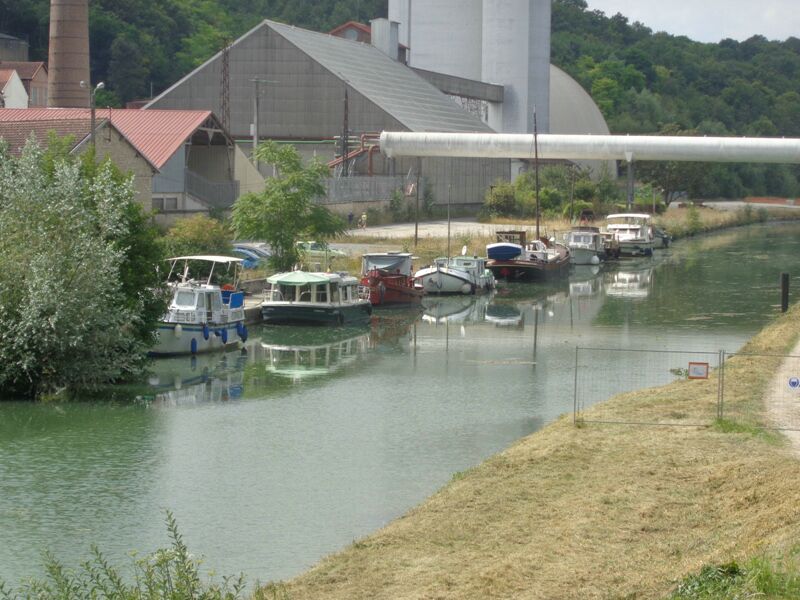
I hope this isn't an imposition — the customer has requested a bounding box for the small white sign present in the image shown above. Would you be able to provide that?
[688,362,709,380]
[789,377,800,390]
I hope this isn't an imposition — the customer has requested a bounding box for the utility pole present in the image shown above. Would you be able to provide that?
[341,87,349,176]
[625,151,634,210]
[251,78,277,167]
[81,80,104,149]
[414,157,421,248]
[220,39,231,133]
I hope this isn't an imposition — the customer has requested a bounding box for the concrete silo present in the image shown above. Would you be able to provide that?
[401,0,483,81]
[47,0,90,107]
[482,0,551,134]
[388,0,411,47]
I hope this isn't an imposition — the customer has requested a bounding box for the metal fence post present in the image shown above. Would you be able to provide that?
[573,346,580,425]
[718,349,726,420]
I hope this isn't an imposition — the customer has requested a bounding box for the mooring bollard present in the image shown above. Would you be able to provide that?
[781,272,790,312]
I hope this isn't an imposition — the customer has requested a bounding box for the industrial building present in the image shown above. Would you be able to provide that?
[147,2,613,210]
[388,0,614,176]
[146,19,508,209]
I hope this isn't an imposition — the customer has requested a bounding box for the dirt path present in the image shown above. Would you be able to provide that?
[766,337,800,454]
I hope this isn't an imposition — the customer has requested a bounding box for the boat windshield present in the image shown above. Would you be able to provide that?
[571,234,593,245]
[174,290,197,307]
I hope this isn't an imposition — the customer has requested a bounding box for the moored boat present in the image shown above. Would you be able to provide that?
[564,226,606,265]
[413,254,495,295]
[261,270,372,325]
[360,252,424,305]
[152,255,249,356]
[487,231,571,281]
[604,213,655,256]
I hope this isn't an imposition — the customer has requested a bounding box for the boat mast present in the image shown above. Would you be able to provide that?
[533,107,541,241]
[447,183,451,259]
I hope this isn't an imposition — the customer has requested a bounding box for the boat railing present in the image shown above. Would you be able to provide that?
[357,285,372,300]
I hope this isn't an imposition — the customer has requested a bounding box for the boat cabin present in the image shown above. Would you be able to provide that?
[605,213,652,237]
[266,272,367,305]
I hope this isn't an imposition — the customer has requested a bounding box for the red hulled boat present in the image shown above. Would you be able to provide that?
[360,252,424,306]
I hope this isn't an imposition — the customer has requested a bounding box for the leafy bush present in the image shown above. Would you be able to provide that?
[0,140,160,398]
[686,205,703,235]
[0,512,245,600]
[483,181,517,217]
[162,214,233,257]
[389,188,409,221]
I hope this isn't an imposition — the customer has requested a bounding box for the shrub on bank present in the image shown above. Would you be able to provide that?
[0,513,245,600]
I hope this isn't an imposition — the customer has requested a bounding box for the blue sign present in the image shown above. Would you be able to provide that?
[789,377,800,390]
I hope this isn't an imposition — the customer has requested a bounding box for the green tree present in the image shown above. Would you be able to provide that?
[636,124,710,204]
[108,32,151,103]
[0,140,158,399]
[231,141,346,272]
[162,214,233,257]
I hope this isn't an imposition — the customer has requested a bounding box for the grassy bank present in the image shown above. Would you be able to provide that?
[256,302,800,597]
[656,204,800,241]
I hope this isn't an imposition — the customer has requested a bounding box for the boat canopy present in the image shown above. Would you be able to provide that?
[167,255,244,264]
[362,253,413,273]
[267,271,338,285]
[606,214,651,222]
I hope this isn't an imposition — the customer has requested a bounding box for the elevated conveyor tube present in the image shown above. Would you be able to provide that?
[380,132,800,163]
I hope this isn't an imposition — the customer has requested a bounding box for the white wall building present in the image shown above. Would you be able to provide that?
[0,69,28,108]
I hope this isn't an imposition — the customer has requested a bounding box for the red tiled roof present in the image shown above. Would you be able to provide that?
[0,61,46,81]
[0,69,14,87]
[329,21,372,36]
[0,108,215,169]
[0,119,94,156]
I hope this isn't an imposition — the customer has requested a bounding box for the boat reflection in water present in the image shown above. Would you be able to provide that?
[421,294,491,325]
[569,265,603,298]
[485,302,524,328]
[259,326,371,382]
[146,348,247,405]
[605,265,654,299]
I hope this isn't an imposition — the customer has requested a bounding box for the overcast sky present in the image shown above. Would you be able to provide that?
[584,1,799,43]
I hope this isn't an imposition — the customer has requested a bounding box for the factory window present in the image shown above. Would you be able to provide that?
[152,196,179,211]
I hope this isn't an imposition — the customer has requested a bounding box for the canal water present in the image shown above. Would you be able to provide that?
[1,222,799,585]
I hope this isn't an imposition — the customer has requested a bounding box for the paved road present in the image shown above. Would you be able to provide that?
[345,218,521,240]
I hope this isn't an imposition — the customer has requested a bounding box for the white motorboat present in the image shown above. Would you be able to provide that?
[151,255,248,356]
[604,213,655,256]
[414,253,495,295]
[564,226,606,265]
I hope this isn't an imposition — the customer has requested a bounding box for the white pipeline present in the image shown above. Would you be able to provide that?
[379,132,800,163]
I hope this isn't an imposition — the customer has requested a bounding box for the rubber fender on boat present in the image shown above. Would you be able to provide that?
[238,324,248,342]
[174,324,183,338]
[202,323,209,340]
[221,328,228,344]
[190,338,198,354]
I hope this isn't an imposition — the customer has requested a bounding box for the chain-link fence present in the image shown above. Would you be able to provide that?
[573,347,722,426]
[574,347,800,431]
